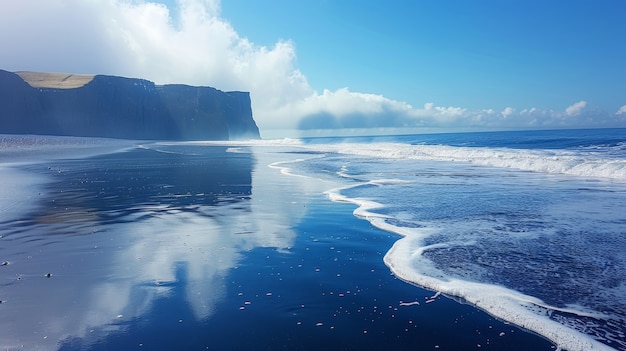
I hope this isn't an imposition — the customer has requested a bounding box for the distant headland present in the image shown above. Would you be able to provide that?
[0,69,260,140]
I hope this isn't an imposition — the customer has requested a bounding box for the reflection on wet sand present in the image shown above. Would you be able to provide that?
[0,144,313,350]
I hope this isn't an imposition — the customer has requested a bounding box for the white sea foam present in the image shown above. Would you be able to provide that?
[202,135,624,349]
[160,138,305,147]
[316,142,626,182]
[211,134,624,350]
[323,182,615,351]
[384,234,614,351]
[137,144,202,155]
[269,158,318,179]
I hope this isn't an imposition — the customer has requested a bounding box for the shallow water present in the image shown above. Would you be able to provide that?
[286,129,626,350]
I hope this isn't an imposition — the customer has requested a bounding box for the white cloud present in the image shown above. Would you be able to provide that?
[565,100,587,116]
[295,88,409,117]
[616,105,626,115]
[422,102,467,117]
[501,107,515,117]
[520,107,538,115]
[0,0,311,133]
[0,1,623,136]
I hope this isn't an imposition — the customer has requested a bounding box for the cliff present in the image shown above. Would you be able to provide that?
[0,70,260,140]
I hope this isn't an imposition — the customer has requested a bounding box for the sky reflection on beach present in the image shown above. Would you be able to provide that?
[0,144,321,350]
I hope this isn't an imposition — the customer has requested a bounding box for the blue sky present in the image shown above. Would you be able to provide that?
[1,0,625,137]
[218,0,626,110]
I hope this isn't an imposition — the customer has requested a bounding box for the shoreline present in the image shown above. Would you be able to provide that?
[0,140,566,350]
[259,153,559,350]
[319,178,614,351]
[212,194,558,350]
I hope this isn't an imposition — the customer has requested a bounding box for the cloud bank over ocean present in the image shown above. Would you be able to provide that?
[1,0,624,137]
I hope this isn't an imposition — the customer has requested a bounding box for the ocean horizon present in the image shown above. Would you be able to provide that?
[1,128,625,350]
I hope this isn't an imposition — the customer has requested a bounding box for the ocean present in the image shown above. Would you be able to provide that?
[0,128,624,350]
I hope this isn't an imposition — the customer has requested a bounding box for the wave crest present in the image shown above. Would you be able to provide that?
[329,143,626,181]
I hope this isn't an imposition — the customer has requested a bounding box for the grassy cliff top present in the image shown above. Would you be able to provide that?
[16,71,95,89]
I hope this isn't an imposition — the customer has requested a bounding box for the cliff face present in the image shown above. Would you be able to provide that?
[0,70,260,140]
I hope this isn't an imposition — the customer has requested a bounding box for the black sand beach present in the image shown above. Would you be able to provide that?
[0,141,557,350]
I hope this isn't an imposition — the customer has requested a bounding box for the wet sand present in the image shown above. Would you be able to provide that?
[0,142,557,350]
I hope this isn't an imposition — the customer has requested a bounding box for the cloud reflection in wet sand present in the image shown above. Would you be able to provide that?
[0,144,314,350]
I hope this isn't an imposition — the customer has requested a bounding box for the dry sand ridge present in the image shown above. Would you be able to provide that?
[16,71,95,89]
